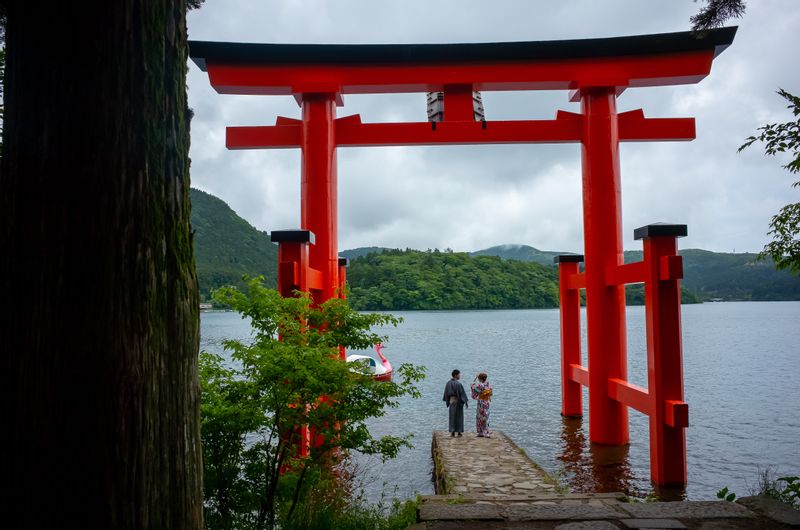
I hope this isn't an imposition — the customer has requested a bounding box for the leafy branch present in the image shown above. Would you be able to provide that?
[738,89,800,274]
[690,0,746,31]
[200,277,425,529]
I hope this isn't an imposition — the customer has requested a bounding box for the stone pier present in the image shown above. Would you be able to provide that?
[432,429,556,497]
[416,430,798,529]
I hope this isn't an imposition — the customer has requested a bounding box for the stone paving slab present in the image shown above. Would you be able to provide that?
[619,501,755,519]
[555,523,621,530]
[620,519,687,529]
[502,503,627,521]
[432,429,555,496]
[418,502,503,521]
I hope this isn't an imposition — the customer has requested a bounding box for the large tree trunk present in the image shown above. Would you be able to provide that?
[0,2,202,528]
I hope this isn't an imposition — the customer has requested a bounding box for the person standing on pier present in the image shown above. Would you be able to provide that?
[471,372,493,438]
[443,369,468,437]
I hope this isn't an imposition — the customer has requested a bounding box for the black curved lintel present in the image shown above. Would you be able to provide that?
[189,27,737,71]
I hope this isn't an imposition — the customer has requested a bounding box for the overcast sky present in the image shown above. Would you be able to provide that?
[186,0,799,254]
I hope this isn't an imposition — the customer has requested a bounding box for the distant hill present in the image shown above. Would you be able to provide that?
[471,244,562,265]
[190,188,277,300]
[625,249,800,301]
[340,247,389,261]
[472,244,800,301]
[190,189,799,304]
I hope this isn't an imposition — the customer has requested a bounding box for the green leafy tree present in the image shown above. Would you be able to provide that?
[692,1,799,275]
[347,249,560,310]
[739,89,800,274]
[201,277,425,529]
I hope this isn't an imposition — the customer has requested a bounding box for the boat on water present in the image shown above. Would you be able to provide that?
[345,343,393,381]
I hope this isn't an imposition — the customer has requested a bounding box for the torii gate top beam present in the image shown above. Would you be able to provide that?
[189,27,736,97]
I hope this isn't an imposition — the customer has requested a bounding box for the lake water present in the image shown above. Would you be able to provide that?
[200,301,800,501]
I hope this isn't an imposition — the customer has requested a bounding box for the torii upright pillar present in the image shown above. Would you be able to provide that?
[580,87,629,445]
[301,93,340,304]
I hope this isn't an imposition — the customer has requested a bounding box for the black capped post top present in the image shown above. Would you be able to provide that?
[633,223,688,240]
[270,229,316,244]
[553,254,585,264]
[338,257,350,267]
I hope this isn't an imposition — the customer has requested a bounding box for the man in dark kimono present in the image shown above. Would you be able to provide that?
[443,369,468,436]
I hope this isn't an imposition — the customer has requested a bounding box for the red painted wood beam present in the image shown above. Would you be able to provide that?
[226,113,694,149]
[228,124,302,149]
[569,363,589,387]
[608,378,653,416]
[605,261,645,286]
[306,268,323,291]
[205,50,716,96]
[618,109,695,141]
[566,271,586,290]
[665,399,689,428]
[659,255,684,280]
[443,84,476,122]
[336,119,582,146]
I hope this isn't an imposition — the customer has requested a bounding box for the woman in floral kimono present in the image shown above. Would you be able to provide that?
[470,372,493,437]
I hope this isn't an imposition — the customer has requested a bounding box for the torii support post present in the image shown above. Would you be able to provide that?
[337,256,349,360]
[338,257,349,300]
[272,229,323,296]
[271,229,324,458]
[580,87,629,446]
[301,94,340,306]
[554,254,585,418]
[637,223,689,486]
[556,223,689,486]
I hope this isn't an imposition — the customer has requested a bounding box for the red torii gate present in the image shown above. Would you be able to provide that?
[190,27,736,486]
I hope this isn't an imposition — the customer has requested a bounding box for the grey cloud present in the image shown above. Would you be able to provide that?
[187,0,800,254]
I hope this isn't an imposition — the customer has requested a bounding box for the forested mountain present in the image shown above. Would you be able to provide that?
[625,249,800,301]
[191,188,277,300]
[346,249,560,310]
[473,244,800,301]
[190,190,798,305]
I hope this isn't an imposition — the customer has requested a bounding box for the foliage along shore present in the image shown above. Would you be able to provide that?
[190,189,798,308]
[345,248,700,310]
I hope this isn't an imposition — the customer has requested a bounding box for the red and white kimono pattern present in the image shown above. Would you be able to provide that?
[470,381,492,437]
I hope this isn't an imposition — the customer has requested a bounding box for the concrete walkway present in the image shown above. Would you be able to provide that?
[421,430,799,529]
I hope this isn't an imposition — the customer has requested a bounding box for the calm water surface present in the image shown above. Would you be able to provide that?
[200,302,800,501]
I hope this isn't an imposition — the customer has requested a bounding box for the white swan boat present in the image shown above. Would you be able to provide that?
[345,343,393,381]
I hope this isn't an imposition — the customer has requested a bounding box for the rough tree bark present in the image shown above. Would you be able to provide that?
[0,1,202,528]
